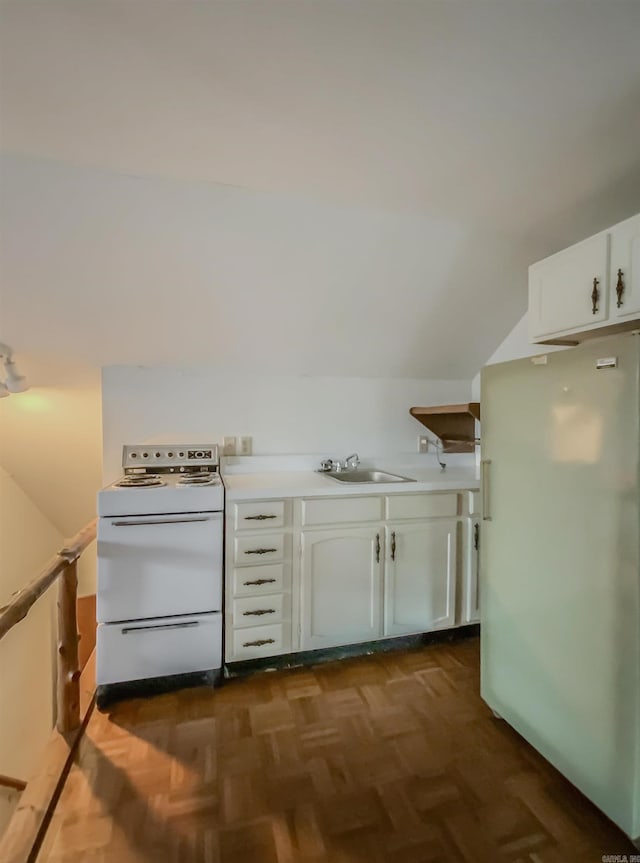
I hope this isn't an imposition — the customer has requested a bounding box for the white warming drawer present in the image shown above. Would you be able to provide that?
[96,612,222,685]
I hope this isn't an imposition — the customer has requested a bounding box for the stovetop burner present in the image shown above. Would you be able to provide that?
[176,473,217,486]
[115,475,167,488]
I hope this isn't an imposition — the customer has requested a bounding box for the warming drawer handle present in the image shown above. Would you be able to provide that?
[244,514,277,521]
[112,517,214,526]
[121,621,200,634]
[481,459,492,521]
[244,548,278,555]
[242,608,276,616]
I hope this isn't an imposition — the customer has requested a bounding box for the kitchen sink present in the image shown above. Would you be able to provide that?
[324,469,415,484]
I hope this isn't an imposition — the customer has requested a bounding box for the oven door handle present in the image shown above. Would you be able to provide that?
[112,516,215,527]
[121,621,200,634]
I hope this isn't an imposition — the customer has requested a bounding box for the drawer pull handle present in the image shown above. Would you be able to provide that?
[375,532,380,563]
[616,269,625,308]
[245,514,277,520]
[122,621,200,634]
[390,531,396,561]
[244,578,277,586]
[243,638,276,647]
[245,548,278,555]
[591,276,600,315]
[242,608,276,616]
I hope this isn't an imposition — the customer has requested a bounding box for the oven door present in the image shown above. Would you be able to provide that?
[97,511,223,622]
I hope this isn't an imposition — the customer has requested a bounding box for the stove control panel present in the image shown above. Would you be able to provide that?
[122,444,219,470]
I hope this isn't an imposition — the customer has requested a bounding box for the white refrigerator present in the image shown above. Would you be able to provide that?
[480,332,640,846]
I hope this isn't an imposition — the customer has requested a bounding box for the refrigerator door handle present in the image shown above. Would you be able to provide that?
[482,459,492,521]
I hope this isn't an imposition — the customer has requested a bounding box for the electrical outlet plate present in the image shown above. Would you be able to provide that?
[418,435,429,453]
[222,436,236,456]
[237,436,252,456]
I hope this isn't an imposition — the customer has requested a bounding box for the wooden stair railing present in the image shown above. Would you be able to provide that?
[0,518,97,863]
[0,519,97,734]
[0,776,27,793]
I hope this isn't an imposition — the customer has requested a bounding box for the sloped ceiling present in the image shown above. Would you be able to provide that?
[1,0,640,381]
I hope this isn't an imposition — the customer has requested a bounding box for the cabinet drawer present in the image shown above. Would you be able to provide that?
[96,612,222,685]
[385,493,458,520]
[233,533,287,565]
[232,594,287,628]
[231,623,287,660]
[301,496,383,526]
[232,563,288,596]
[233,500,286,530]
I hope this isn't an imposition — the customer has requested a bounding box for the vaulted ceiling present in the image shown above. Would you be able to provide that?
[1,0,640,381]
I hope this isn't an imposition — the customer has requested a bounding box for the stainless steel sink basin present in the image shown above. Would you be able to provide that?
[324,469,415,484]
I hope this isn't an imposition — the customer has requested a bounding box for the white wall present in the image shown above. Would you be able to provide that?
[2,153,526,383]
[0,467,62,803]
[471,312,567,399]
[102,366,471,480]
[0,366,101,596]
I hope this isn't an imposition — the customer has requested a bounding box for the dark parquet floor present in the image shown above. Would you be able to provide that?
[37,636,636,862]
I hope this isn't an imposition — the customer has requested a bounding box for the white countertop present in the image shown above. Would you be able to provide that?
[222,463,479,501]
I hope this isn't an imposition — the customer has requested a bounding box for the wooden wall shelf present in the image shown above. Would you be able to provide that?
[409,403,480,453]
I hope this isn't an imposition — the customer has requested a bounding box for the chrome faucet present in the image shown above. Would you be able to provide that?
[343,453,360,470]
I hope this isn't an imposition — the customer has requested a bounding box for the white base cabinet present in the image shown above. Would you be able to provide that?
[300,527,382,650]
[224,489,479,663]
[463,519,480,624]
[384,520,457,636]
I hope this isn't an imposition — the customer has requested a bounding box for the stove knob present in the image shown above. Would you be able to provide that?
[142,452,149,458]
[167,452,174,458]
[131,453,137,458]
[155,452,161,458]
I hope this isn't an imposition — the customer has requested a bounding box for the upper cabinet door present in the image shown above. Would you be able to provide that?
[529,233,610,342]
[610,213,640,320]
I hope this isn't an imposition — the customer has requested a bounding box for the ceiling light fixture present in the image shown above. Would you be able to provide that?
[0,343,29,396]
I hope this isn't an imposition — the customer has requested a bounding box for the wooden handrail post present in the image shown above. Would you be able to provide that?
[56,560,80,734]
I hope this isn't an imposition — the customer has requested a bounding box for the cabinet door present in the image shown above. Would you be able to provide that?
[384,521,456,636]
[610,213,640,320]
[300,527,382,650]
[463,520,480,624]
[529,232,609,341]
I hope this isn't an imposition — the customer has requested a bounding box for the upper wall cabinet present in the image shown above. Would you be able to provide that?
[529,212,640,344]
[610,213,640,321]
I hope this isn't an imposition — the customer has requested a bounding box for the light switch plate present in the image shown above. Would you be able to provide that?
[418,435,429,453]
[222,436,236,456]
[237,436,252,456]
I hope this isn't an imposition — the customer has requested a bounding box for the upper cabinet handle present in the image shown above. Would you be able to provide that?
[616,269,625,308]
[591,277,600,315]
[375,533,380,563]
[390,531,396,561]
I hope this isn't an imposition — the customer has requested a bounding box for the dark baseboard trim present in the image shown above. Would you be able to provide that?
[224,623,480,679]
[96,668,222,709]
[95,625,481,705]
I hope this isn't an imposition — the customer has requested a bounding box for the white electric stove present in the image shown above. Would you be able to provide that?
[96,444,224,701]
